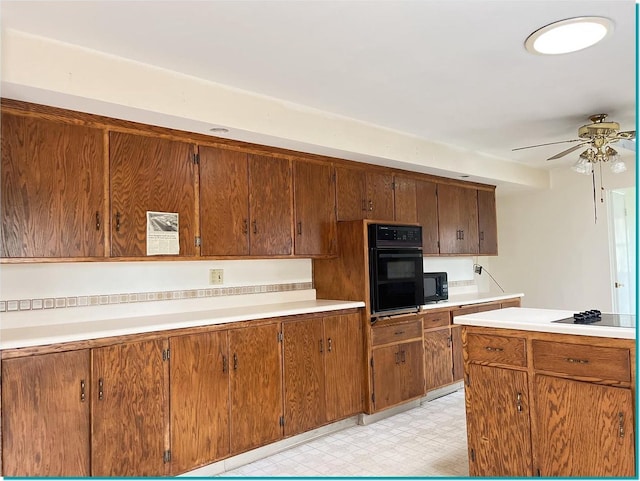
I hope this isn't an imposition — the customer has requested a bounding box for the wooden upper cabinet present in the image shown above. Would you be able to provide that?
[1,350,91,477]
[1,113,105,258]
[366,171,394,221]
[293,159,337,256]
[109,132,197,257]
[477,189,498,255]
[416,180,439,254]
[437,183,479,255]
[248,154,293,256]
[393,175,417,223]
[199,146,250,256]
[335,165,367,221]
[169,331,230,475]
[91,339,169,477]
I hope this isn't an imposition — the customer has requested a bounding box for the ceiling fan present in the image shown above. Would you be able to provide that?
[512,113,636,161]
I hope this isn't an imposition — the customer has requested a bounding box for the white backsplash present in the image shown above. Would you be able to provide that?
[423,257,480,295]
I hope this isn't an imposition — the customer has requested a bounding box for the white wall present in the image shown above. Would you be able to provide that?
[489,162,636,311]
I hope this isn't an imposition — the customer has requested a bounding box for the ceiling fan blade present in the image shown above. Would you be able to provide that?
[618,138,636,152]
[613,130,636,139]
[512,138,583,151]
[547,142,590,160]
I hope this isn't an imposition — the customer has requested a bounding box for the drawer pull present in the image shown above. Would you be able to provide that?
[516,392,522,412]
[394,330,405,335]
[485,346,504,352]
[80,379,86,402]
[619,412,625,438]
[327,337,333,352]
[400,350,406,363]
[566,357,589,364]
[233,353,238,370]
[98,378,104,401]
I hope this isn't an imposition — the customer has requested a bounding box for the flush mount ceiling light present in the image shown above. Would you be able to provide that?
[525,17,613,55]
[209,127,229,133]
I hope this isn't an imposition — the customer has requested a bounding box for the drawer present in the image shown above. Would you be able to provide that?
[372,319,423,346]
[466,333,527,367]
[500,298,521,309]
[421,311,451,329]
[532,340,631,383]
[452,301,502,317]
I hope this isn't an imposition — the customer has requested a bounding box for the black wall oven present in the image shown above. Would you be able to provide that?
[368,224,424,317]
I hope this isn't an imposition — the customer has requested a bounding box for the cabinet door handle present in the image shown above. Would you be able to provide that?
[319,339,324,353]
[619,412,625,438]
[95,212,101,231]
[297,222,302,235]
[394,330,405,336]
[115,212,121,232]
[516,392,523,412]
[252,220,258,234]
[242,219,248,234]
[479,231,484,241]
[98,378,104,401]
[80,379,86,402]
[395,351,400,364]
[233,353,238,370]
[447,336,452,347]
[566,357,589,364]
[327,338,333,352]
[222,355,228,373]
[368,200,373,211]
[485,346,504,352]
[460,230,464,240]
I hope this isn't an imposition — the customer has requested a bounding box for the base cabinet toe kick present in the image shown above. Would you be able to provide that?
[461,326,635,478]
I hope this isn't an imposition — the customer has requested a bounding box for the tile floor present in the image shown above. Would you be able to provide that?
[222,389,468,477]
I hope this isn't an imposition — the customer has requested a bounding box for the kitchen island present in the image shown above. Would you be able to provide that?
[454,307,636,477]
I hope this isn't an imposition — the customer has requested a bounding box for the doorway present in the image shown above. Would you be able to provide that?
[608,187,636,315]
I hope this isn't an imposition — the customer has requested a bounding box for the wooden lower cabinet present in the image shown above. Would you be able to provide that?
[91,339,169,477]
[229,323,283,454]
[534,375,635,477]
[465,364,532,477]
[423,328,453,391]
[371,340,424,411]
[169,331,230,475]
[1,350,91,477]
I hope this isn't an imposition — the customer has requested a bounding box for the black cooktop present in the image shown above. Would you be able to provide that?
[553,310,636,328]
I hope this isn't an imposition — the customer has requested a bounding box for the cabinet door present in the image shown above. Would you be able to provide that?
[335,165,366,221]
[283,317,326,436]
[1,350,90,476]
[393,175,417,223]
[437,184,479,254]
[293,160,337,256]
[477,189,498,255]
[324,313,364,421]
[229,323,283,454]
[416,179,439,254]
[169,331,230,475]
[372,340,424,411]
[450,325,464,382]
[398,340,426,401]
[465,364,532,477]
[199,146,249,256]
[366,171,394,221]
[1,114,105,258]
[92,339,169,477]
[534,375,635,477]
[423,328,453,391]
[248,154,292,256]
[110,132,196,257]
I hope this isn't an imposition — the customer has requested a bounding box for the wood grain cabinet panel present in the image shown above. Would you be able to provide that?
[366,171,395,221]
[465,364,532,477]
[169,331,230,474]
[393,175,417,223]
[1,350,91,477]
[248,154,293,256]
[372,340,424,411]
[437,184,479,255]
[534,374,635,477]
[450,324,464,382]
[229,323,283,454]
[293,159,337,256]
[1,113,105,258]
[466,332,527,367]
[423,328,454,391]
[335,165,367,221]
[110,132,196,257]
[91,339,169,477]
[416,180,440,254]
[283,317,326,436]
[199,146,250,256]
[477,189,498,255]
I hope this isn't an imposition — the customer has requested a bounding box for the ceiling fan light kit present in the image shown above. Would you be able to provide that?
[524,16,613,55]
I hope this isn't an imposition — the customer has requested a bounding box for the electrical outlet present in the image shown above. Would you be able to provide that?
[209,269,224,285]
[473,264,483,275]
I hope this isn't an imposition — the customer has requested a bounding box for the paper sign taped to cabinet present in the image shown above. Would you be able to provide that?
[146,211,179,255]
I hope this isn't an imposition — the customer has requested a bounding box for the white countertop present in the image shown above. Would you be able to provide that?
[421,292,524,310]
[0,299,365,350]
[453,307,635,340]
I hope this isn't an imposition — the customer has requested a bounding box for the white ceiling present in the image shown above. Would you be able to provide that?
[1,0,636,175]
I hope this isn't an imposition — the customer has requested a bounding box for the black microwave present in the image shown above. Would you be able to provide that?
[423,272,448,303]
